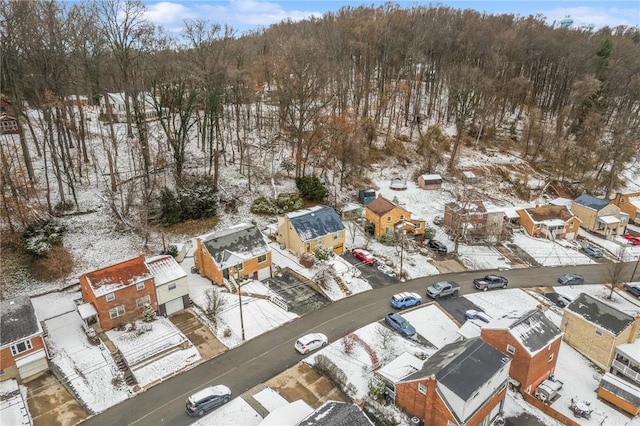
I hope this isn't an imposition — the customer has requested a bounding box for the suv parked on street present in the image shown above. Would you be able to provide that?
[186,385,231,417]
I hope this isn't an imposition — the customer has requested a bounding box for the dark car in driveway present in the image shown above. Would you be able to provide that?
[186,385,231,417]
[623,284,640,299]
[384,312,416,337]
[473,275,508,291]
[558,273,584,285]
[427,239,448,254]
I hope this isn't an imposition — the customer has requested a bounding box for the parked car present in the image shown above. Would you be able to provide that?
[473,275,508,291]
[556,294,573,308]
[426,281,460,299]
[294,333,328,354]
[623,234,640,246]
[384,313,416,337]
[464,309,492,323]
[390,292,422,309]
[581,245,603,258]
[558,273,584,286]
[186,385,231,417]
[623,284,640,299]
[427,239,448,254]
[433,215,444,225]
[352,248,376,265]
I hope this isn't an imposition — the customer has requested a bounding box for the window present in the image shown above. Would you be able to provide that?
[316,238,322,246]
[418,383,427,395]
[506,344,516,355]
[168,283,177,291]
[136,282,145,291]
[105,292,115,302]
[258,254,267,263]
[235,263,244,271]
[386,216,392,222]
[334,231,341,240]
[548,353,554,362]
[595,328,603,336]
[11,340,33,356]
[399,214,405,220]
[136,295,151,308]
[109,305,125,319]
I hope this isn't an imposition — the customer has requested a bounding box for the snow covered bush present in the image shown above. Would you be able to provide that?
[314,245,333,261]
[295,176,328,201]
[250,193,304,215]
[21,219,66,257]
[157,179,218,225]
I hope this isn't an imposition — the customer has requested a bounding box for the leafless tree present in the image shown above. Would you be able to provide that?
[601,248,628,300]
[204,288,227,329]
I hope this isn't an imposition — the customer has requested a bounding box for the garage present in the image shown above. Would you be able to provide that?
[16,349,48,381]
[257,266,271,281]
[164,297,184,316]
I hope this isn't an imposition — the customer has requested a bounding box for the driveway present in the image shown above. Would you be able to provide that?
[342,251,399,288]
[27,372,87,426]
[263,269,332,316]
[435,295,485,325]
[169,309,226,360]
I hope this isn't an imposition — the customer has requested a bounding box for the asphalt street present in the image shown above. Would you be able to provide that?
[81,261,638,426]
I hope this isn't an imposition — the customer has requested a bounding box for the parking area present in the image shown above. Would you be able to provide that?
[341,251,399,288]
[263,269,332,316]
[435,296,485,325]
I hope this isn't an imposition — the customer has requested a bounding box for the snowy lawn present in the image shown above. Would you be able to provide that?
[45,312,130,413]
[190,396,263,426]
[512,233,596,266]
[402,303,460,349]
[0,379,31,426]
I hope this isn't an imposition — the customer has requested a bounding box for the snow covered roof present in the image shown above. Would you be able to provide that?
[616,340,640,364]
[402,337,509,400]
[628,195,640,209]
[483,309,563,356]
[260,399,313,425]
[549,197,572,207]
[458,321,482,339]
[420,174,442,182]
[200,223,270,270]
[565,293,635,336]
[297,401,374,426]
[574,194,610,211]
[599,373,640,407]
[82,256,152,297]
[287,205,345,241]
[376,352,423,384]
[522,205,577,224]
[0,296,41,346]
[145,255,186,286]
[598,215,620,225]
[78,302,97,319]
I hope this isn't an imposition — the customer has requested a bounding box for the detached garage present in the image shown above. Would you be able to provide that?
[418,174,443,190]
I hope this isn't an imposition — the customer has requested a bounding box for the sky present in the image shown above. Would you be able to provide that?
[143,0,640,35]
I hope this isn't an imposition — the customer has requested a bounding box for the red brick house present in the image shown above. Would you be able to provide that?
[1,296,49,382]
[481,309,563,395]
[79,256,158,331]
[516,205,581,240]
[395,337,510,426]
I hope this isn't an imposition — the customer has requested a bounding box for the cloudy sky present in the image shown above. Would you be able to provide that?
[143,0,640,34]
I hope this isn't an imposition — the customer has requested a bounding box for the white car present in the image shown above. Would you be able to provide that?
[294,333,328,354]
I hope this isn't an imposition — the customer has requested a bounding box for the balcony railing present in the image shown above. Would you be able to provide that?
[612,359,640,384]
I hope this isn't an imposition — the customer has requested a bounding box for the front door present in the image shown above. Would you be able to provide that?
[223,268,229,279]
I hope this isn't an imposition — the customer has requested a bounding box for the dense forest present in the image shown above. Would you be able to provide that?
[1,0,639,237]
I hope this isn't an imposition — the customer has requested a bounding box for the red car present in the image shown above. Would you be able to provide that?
[352,248,376,265]
[624,234,640,246]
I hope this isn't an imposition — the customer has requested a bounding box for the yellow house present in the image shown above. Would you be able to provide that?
[194,223,272,286]
[365,195,425,241]
[276,205,345,257]
[561,293,640,371]
[572,194,628,237]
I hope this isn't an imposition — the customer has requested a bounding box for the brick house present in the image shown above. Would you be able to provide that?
[612,192,640,225]
[365,195,426,242]
[79,256,158,331]
[194,223,272,286]
[145,255,190,316]
[276,205,345,257]
[481,309,563,395]
[516,205,581,240]
[561,293,640,370]
[444,200,505,242]
[571,194,628,237]
[1,297,49,382]
[395,337,510,426]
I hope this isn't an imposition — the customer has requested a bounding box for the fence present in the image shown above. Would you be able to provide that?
[521,392,581,426]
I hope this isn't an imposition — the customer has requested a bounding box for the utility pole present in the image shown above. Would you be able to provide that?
[631,256,640,283]
[399,231,406,282]
[237,280,245,341]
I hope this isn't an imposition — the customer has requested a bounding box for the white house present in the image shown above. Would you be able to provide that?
[145,255,190,316]
[99,92,158,123]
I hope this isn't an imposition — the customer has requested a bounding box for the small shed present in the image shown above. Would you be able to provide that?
[358,189,376,205]
[341,202,363,220]
[462,171,479,184]
[418,174,443,190]
[597,373,640,416]
[390,177,408,190]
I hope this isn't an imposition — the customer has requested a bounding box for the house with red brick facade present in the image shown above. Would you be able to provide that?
[395,337,510,426]
[516,205,581,240]
[481,309,563,395]
[443,200,505,242]
[194,223,272,287]
[79,256,158,331]
[1,296,49,382]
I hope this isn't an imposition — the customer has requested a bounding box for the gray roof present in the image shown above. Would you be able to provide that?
[573,194,610,211]
[297,401,373,426]
[599,373,640,406]
[1,296,40,346]
[288,205,345,242]
[403,337,509,400]
[566,293,634,336]
[201,224,269,269]
[486,309,563,355]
